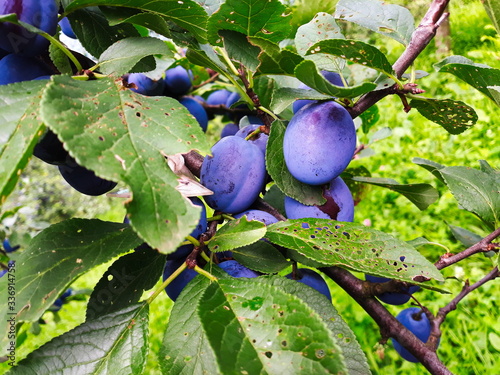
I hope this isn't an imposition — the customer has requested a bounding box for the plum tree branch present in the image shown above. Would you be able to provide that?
[347,0,450,118]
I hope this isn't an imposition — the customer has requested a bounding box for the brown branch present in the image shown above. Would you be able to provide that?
[347,0,450,118]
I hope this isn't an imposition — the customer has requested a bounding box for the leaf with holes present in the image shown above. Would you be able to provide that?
[307,39,395,78]
[40,75,210,254]
[208,217,267,253]
[334,0,415,45]
[266,219,444,282]
[410,98,477,134]
[8,304,149,375]
[0,219,143,350]
[207,0,292,45]
[266,120,326,206]
[348,176,439,211]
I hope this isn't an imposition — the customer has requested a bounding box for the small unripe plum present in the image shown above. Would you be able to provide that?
[284,177,354,222]
[286,268,331,301]
[59,17,76,39]
[33,129,69,165]
[163,258,197,301]
[200,136,266,214]
[164,66,192,96]
[235,125,268,156]
[284,101,356,185]
[365,274,420,305]
[0,0,58,56]
[206,89,232,106]
[392,307,437,362]
[58,162,117,196]
[218,260,259,278]
[179,96,208,131]
[293,71,344,113]
[127,73,165,96]
[0,54,53,85]
[220,123,239,138]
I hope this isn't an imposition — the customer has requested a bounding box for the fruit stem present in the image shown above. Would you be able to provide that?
[257,106,279,121]
[194,265,218,281]
[186,235,201,247]
[146,261,187,304]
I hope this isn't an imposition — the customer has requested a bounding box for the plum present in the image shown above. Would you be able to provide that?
[59,17,76,39]
[164,65,192,96]
[286,268,332,301]
[200,136,266,214]
[0,0,58,56]
[206,89,232,106]
[220,123,239,138]
[58,161,117,196]
[234,209,278,226]
[127,73,165,96]
[33,129,69,165]
[283,100,356,185]
[234,125,268,156]
[2,238,19,253]
[179,96,208,131]
[218,260,259,278]
[365,274,420,305]
[163,258,197,302]
[284,177,354,222]
[292,71,344,113]
[0,54,53,85]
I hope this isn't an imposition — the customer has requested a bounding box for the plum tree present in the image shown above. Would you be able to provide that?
[365,274,420,305]
[286,268,332,301]
[127,73,165,96]
[179,96,209,131]
[392,307,438,363]
[200,136,266,213]
[284,177,354,221]
[164,65,192,96]
[0,54,53,85]
[58,162,117,196]
[283,101,357,185]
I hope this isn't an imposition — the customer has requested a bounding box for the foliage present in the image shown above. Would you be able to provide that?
[0,0,499,374]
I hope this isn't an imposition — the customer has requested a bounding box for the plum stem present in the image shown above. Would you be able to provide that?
[146,261,187,304]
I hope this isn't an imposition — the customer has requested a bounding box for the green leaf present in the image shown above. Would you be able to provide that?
[160,274,220,374]
[49,43,73,75]
[266,219,444,282]
[0,81,47,205]
[186,45,228,74]
[410,98,477,134]
[9,304,149,375]
[307,39,395,78]
[294,60,377,98]
[86,244,166,320]
[483,0,500,34]
[439,166,500,229]
[368,127,392,144]
[232,241,290,273]
[0,219,143,349]
[348,176,439,210]
[98,37,173,76]
[435,56,500,102]
[334,0,415,45]
[207,0,292,45]
[252,76,275,109]
[220,30,261,72]
[208,217,267,253]
[360,104,380,133]
[270,87,330,113]
[40,75,211,254]
[448,225,483,248]
[266,120,326,206]
[487,85,500,107]
[412,157,446,184]
[99,6,172,37]
[66,0,208,43]
[198,277,348,374]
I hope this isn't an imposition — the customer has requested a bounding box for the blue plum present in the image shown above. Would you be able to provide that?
[206,89,232,106]
[0,54,52,85]
[392,307,437,362]
[218,260,259,278]
[284,177,354,222]
[127,73,165,96]
[235,125,268,156]
[3,239,19,253]
[33,129,68,165]
[293,71,344,113]
[234,209,278,226]
[58,162,117,196]
[284,100,356,185]
[59,17,76,39]
[286,268,332,301]
[164,65,192,96]
[365,274,420,305]
[0,0,58,56]
[200,136,266,213]
[220,123,239,138]
[179,96,208,131]
[163,258,197,301]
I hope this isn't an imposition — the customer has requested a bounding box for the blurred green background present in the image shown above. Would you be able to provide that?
[1,0,499,374]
